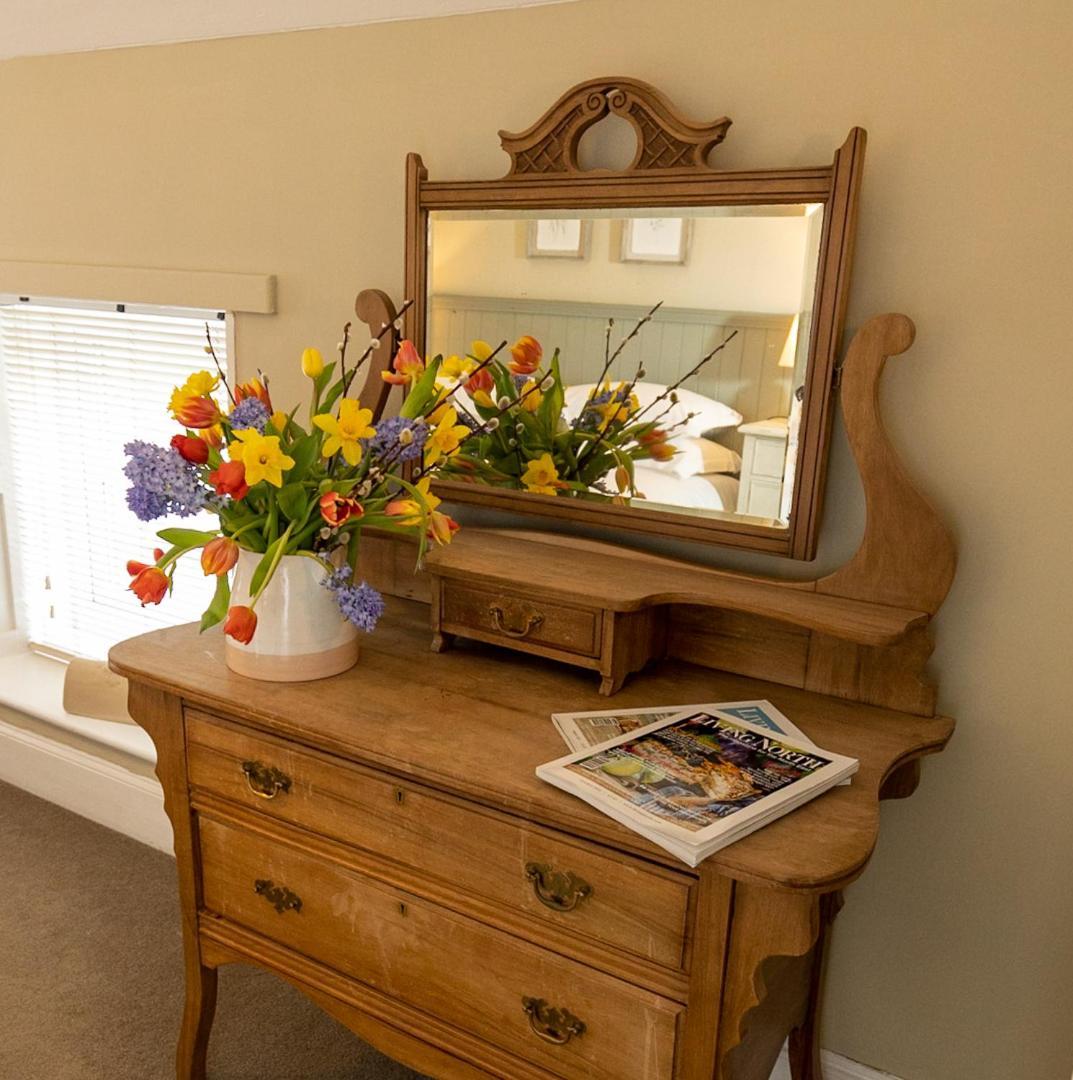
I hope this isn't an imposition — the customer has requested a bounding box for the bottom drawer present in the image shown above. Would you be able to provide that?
[199,815,680,1080]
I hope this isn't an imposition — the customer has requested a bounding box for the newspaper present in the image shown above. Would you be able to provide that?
[552,699,809,753]
[537,709,858,867]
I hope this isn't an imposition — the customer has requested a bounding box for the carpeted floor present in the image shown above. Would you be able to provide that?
[0,780,426,1079]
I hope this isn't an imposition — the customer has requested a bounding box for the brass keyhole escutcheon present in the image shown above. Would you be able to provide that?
[254,879,302,915]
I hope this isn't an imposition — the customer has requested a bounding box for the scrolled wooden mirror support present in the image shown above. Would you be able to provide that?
[402,76,866,559]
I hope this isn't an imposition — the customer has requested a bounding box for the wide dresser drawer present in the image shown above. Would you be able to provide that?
[186,710,693,973]
[198,814,681,1080]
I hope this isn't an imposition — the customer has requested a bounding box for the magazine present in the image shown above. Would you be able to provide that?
[537,709,858,867]
[552,699,809,753]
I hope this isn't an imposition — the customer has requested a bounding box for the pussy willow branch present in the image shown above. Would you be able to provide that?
[204,323,236,405]
[627,329,740,430]
[337,321,352,395]
[342,298,416,397]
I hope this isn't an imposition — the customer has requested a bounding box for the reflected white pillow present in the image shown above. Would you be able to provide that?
[563,381,742,438]
[647,436,742,478]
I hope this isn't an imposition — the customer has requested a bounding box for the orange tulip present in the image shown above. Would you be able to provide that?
[319,491,364,527]
[172,395,221,429]
[224,605,257,644]
[235,376,272,412]
[208,460,249,500]
[509,335,542,376]
[381,339,424,386]
[198,424,224,449]
[427,510,460,546]
[129,566,168,606]
[126,548,164,577]
[201,537,239,576]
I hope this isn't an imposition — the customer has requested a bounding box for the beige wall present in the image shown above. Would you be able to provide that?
[429,213,811,311]
[1,2,1071,1077]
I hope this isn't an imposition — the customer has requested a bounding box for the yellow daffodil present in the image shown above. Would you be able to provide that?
[597,382,638,428]
[269,410,289,434]
[469,340,494,363]
[423,407,470,466]
[228,429,296,488]
[426,388,456,425]
[521,452,562,496]
[301,347,324,378]
[440,354,476,381]
[519,379,543,413]
[313,399,376,465]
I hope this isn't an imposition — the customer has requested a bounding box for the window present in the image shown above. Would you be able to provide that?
[0,298,229,659]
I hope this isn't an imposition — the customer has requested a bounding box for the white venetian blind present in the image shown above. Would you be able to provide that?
[0,299,229,659]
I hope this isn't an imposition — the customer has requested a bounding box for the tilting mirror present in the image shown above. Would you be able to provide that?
[403,77,865,558]
[426,203,823,525]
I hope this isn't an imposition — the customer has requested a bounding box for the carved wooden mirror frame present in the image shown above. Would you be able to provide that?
[404,76,866,559]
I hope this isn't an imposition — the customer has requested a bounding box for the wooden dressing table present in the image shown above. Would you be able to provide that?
[112,81,959,1079]
[111,599,951,1080]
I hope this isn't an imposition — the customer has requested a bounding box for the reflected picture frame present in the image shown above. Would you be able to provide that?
[619,217,693,264]
[526,218,592,259]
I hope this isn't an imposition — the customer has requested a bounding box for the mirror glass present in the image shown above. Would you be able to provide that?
[426,204,824,527]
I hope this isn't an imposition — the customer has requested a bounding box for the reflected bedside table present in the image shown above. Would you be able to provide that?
[736,418,789,520]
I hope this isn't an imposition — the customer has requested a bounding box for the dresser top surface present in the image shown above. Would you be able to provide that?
[110,600,953,890]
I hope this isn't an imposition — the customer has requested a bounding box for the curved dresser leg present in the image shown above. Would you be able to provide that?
[787,891,844,1080]
[177,964,218,1080]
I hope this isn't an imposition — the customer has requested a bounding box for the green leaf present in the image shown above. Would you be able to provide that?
[249,536,284,596]
[284,433,319,483]
[199,573,231,633]
[399,356,442,419]
[156,528,217,548]
[276,482,309,523]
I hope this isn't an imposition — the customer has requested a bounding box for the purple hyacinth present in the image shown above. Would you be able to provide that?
[367,415,428,463]
[322,569,385,633]
[229,397,270,433]
[122,440,208,521]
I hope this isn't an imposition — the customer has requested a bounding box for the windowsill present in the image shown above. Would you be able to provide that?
[0,636,155,764]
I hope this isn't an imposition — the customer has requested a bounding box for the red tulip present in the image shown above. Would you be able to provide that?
[200,537,239,576]
[173,395,221,429]
[170,433,210,464]
[129,566,168,606]
[208,460,249,500]
[224,605,257,644]
[126,548,165,577]
[319,491,364,527]
[509,335,542,376]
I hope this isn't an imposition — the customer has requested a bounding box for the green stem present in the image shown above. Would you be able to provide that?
[250,522,295,610]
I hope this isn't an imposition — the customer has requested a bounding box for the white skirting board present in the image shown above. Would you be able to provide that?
[772,1047,904,1080]
[0,718,904,1080]
[0,715,173,853]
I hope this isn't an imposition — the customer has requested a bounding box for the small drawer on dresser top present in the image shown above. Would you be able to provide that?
[199,815,680,1080]
[185,710,692,972]
[441,582,602,657]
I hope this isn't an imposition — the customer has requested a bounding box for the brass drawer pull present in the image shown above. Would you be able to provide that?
[489,605,544,639]
[522,997,586,1045]
[241,760,292,800]
[525,862,593,912]
[254,879,302,915]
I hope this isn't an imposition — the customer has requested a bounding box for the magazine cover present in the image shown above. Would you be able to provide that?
[551,699,809,753]
[537,710,858,859]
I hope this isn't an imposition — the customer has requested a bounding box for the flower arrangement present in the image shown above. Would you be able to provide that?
[430,303,739,502]
[124,310,462,645]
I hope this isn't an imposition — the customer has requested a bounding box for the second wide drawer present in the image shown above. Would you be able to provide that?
[199,814,681,1080]
[186,709,692,972]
